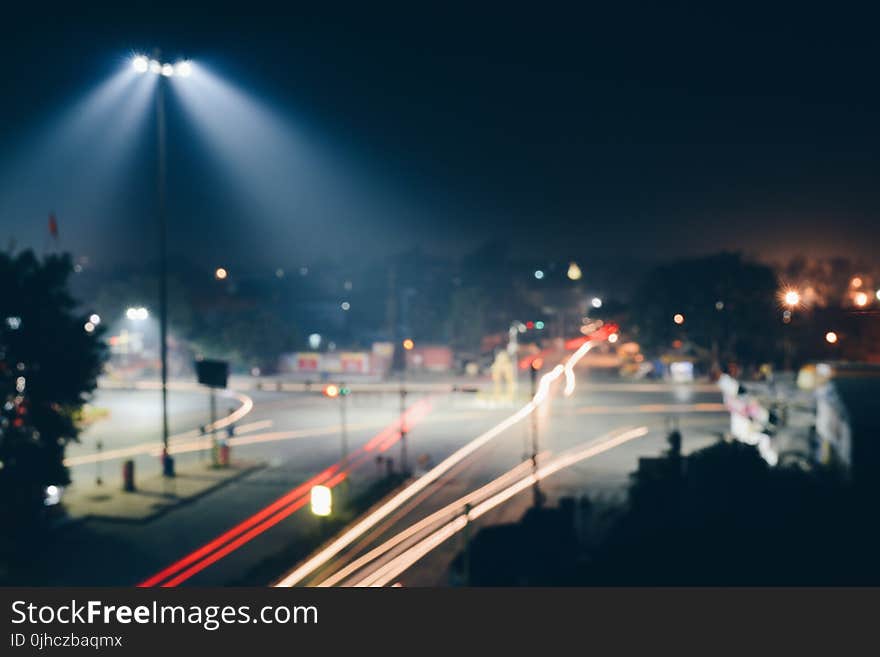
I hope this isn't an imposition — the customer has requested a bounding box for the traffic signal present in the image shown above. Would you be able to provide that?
[322,383,350,398]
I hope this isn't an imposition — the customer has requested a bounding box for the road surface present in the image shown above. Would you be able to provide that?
[20,370,726,586]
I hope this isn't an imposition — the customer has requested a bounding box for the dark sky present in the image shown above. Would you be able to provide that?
[2,2,879,271]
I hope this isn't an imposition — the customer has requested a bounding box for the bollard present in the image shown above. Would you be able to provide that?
[218,442,230,467]
[122,459,135,492]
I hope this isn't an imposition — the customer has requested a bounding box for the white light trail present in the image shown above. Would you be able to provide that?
[359,425,649,587]
[274,341,600,587]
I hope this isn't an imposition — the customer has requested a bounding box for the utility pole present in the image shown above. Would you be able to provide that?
[530,359,543,507]
[209,387,218,466]
[156,46,172,477]
[399,369,408,476]
[462,502,472,586]
[340,382,348,464]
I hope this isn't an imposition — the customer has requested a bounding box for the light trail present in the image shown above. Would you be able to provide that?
[357,425,649,587]
[275,337,606,587]
[64,390,255,467]
[138,397,435,587]
[316,459,539,587]
[573,402,727,415]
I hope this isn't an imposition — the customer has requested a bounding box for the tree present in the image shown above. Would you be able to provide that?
[631,252,780,368]
[0,250,106,527]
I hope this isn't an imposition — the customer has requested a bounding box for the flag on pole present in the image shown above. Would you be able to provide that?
[48,212,59,239]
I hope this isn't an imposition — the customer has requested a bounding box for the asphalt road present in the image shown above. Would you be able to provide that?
[24,372,726,586]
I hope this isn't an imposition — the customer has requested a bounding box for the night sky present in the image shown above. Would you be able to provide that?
[2,2,879,271]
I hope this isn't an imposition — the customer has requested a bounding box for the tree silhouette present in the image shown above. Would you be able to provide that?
[0,250,106,528]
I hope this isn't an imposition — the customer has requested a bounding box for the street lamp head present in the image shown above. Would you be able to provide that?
[149,59,162,74]
[174,60,192,77]
[161,63,174,77]
[126,306,149,321]
[132,55,149,74]
[783,289,801,307]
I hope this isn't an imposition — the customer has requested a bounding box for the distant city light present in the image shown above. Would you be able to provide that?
[275,268,285,278]
[89,313,101,325]
[126,307,149,321]
[825,331,838,344]
[44,485,62,506]
[591,297,602,309]
[299,266,309,276]
[215,267,228,280]
[344,280,353,291]
[534,270,544,280]
[851,276,863,289]
[161,63,174,77]
[402,338,415,351]
[5,316,21,330]
[783,289,801,307]
[340,301,351,311]
[715,300,724,311]
[854,291,869,307]
[323,384,340,398]
[308,333,322,350]
[608,332,619,343]
[673,313,685,325]
[84,322,95,333]
[567,262,582,281]
[535,320,545,330]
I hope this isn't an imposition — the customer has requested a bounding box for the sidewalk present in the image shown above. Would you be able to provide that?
[56,460,266,525]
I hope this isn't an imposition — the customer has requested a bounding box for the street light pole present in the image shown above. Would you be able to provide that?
[155,48,172,476]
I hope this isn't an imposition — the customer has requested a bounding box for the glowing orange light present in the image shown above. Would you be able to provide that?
[214,267,228,280]
[783,289,800,307]
[323,384,340,398]
[402,338,415,351]
[851,276,863,289]
[854,291,869,307]
[825,331,838,344]
[673,313,685,325]
[531,357,544,371]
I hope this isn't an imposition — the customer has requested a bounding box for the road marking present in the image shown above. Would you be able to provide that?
[573,402,727,415]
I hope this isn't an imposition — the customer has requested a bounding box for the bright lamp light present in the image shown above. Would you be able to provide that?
[175,60,192,77]
[161,63,174,77]
[132,55,149,73]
